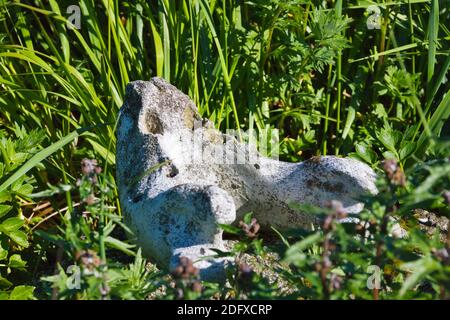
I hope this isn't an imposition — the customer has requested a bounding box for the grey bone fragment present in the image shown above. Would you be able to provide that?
[116,77,377,281]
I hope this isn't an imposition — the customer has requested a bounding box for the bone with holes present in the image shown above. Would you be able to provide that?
[116,78,377,281]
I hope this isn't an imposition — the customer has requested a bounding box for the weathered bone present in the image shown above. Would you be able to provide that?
[116,78,377,281]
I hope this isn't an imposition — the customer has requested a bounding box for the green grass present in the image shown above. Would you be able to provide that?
[0,0,448,300]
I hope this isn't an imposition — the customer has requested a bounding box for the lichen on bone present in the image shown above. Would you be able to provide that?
[116,77,377,281]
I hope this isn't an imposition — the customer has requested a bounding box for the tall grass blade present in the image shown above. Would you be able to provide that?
[0,127,92,193]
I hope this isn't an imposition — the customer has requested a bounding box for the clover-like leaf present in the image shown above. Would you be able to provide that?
[0,217,24,233]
